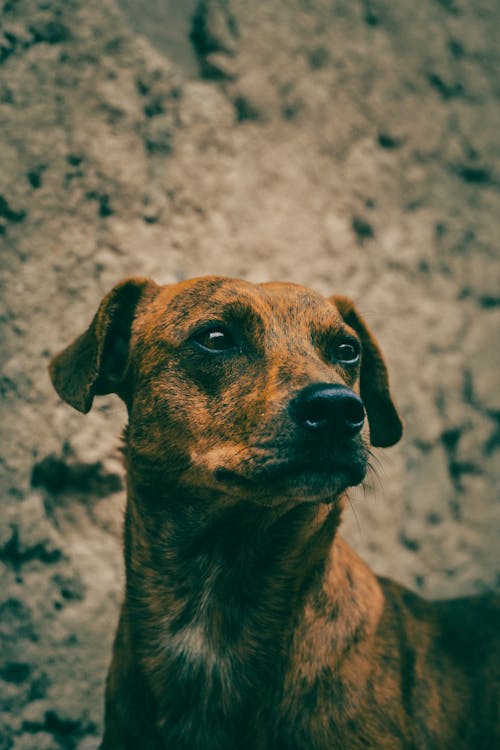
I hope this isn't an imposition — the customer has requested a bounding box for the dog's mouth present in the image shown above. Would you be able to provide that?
[214,453,367,500]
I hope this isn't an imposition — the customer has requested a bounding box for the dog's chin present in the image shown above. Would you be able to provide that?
[268,462,366,502]
[275,468,361,502]
[215,460,367,503]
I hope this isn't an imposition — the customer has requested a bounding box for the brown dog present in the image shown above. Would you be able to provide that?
[49,276,499,750]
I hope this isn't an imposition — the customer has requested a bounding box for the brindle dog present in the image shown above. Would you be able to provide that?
[49,276,499,750]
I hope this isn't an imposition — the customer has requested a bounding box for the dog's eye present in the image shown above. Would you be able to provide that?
[334,340,360,364]
[192,327,239,353]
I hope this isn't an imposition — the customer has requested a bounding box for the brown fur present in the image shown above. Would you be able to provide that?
[49,276,500,749]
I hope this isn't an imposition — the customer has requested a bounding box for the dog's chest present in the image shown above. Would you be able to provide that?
[142,558,289,748]
[161,615,236,694]
[155,587,343,749]
[150,612,274,749]
[133,505,348,747]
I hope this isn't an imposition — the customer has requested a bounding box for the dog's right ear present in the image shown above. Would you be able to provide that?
[49,277,159,413]
[332,295,403,448]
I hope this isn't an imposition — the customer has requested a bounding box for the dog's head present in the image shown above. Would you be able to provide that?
[49,276,402,506]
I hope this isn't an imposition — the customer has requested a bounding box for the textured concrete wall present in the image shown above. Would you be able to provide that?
[1,1,499,747]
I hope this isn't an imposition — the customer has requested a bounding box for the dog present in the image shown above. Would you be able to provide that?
[49,276,500,749]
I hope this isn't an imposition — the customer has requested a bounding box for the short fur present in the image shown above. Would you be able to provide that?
[49,276,500,749]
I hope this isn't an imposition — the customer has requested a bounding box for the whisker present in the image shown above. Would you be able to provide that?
[346,493,362,534]
[367,447,385,473]
[362,460,385,506]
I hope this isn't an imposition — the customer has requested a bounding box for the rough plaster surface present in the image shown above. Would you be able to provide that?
[0,0,499,746]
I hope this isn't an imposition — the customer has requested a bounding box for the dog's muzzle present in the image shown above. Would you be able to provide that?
[289,383,365,440]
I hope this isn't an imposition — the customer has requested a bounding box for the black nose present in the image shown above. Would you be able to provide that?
[290,383,365,438]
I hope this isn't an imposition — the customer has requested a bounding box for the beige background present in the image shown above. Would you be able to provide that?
[1,1,499,747]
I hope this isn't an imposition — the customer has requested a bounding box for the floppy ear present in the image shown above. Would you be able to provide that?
[49,277,159,413]
[331,295,403,447]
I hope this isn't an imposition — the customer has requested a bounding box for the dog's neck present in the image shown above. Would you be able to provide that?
[125,474,345,630]
[122,469,382,744]
[126,476,343,636]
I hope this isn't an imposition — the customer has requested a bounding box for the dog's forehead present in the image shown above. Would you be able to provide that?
[150,276,341,328]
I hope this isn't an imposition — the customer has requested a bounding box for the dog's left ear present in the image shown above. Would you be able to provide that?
[331,295,403,447]
[49,277,159,413]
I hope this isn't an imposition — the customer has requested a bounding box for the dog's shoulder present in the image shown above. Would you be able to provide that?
[381,576,499,644]
[376,575,500,743]
[379,575,500,654]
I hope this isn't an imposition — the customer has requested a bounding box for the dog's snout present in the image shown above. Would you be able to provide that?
[290,384,365,438]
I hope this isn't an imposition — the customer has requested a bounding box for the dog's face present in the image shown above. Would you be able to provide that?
[50,276,402,507]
